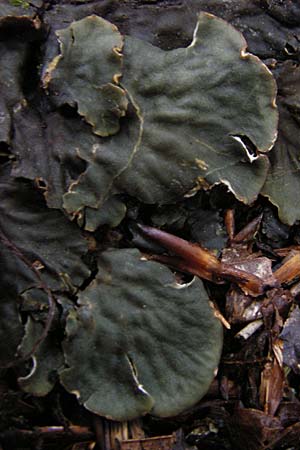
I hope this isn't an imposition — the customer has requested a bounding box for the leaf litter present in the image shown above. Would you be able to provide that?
[1,1,300,449]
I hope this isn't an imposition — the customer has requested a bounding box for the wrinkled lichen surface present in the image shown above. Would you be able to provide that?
[1,1,300,448]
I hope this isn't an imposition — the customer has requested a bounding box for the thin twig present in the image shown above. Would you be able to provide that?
[274,252,300,285]
[231,214,263,244]
[224,209,235,241]
[138,224,265,295]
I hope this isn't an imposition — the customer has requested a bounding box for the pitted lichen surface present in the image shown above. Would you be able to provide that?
[60,249,223,420]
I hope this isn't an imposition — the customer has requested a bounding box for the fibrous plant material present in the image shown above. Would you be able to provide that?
[138,224,272,297]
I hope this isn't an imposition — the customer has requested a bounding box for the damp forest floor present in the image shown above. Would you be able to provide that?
[1,1,300,449]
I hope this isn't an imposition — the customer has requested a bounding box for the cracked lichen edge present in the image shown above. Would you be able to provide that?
[43,15,128,137]
[192,12,278,154]
[58,12,278,224]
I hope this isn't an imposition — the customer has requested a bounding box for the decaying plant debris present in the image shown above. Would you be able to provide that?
[1,1,300,449]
